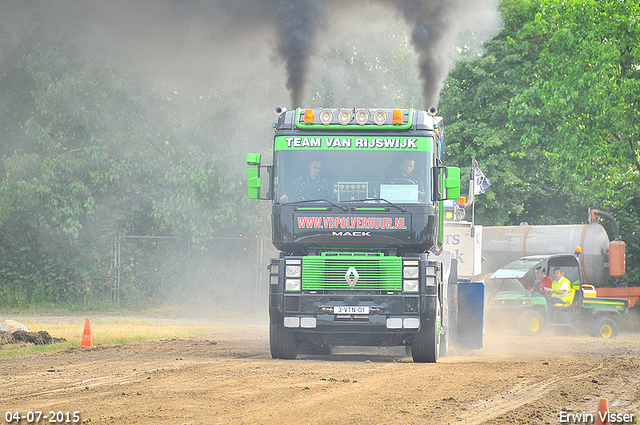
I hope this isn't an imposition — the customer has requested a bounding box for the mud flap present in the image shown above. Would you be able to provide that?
[456,280,484,349]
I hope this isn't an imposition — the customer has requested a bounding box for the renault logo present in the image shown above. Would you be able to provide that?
[345,267,359,287]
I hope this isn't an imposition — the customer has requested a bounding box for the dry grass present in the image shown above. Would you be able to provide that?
[0,316,219,357]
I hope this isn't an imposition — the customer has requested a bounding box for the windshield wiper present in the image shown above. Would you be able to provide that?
[341,198,407,212]
[286,199,348,211]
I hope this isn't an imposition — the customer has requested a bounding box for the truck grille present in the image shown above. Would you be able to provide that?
[302,253,402,291]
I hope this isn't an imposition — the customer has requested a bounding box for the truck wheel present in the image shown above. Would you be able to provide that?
[269,320,298,359]
[591,317,618,339]
[517,310,545,336]
[412,307,440,363]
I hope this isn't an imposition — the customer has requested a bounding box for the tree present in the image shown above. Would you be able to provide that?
[513,0,640,198]
[440,0,584,226]
[513,0,640,284]
[0,28,262,307]
[440,0,640,284]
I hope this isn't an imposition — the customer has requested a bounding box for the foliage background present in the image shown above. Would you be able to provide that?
[439,0,640,285]
[0,0,637,310]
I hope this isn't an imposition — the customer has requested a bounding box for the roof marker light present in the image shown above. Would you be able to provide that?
[392,109,403,124]
[373,109,388,125]
[337,109,353,125]
[355,109,370,125]
[304,109,314,123]
[319,109,333,125]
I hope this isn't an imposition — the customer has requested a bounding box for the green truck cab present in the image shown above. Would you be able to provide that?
[486,253,628,338]
[247,107,480,362]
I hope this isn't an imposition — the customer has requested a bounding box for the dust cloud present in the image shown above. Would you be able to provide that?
[0,0,501,312]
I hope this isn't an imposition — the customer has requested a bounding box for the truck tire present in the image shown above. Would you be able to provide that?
[517,310,545,336]
[411,306,440,363]
[270,320,298,359]
[591,317,618,339]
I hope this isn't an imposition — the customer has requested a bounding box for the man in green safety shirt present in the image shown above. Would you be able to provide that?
[543,267,572,305]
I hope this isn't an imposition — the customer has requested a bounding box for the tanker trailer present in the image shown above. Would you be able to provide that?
[481,222,610,287]
[480,209,637,307]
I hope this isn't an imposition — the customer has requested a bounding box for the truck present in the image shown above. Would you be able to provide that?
[246,106,484,363]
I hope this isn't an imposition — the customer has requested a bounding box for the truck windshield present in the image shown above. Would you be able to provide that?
[274,149,433,204]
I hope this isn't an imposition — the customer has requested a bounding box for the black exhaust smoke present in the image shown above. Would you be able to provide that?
[216,0,331,108]
[274,0,328,109]
[268,0,500,108]
[386,0,501,108]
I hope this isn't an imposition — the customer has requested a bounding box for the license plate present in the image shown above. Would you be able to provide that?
[334,306,369,315]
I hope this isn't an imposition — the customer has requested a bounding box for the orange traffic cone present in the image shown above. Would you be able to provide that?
[80,318,93,347]
[595,398,610,425]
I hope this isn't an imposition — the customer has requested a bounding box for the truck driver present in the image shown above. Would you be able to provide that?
[279,156,330,202]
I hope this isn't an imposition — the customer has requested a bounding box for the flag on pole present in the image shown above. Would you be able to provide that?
[472,156,491,195]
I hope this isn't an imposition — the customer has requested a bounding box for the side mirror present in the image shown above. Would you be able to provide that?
[247,166,261,199]
[444,167,461,200]
[246,153,273,200]
[433,166,461,201]
[246,153,262,166]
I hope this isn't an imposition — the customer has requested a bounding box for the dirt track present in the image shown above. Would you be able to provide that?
[1,320,639,425]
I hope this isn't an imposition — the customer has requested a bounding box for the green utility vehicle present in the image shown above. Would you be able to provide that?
[486,253,628,338]
[247,106,483,362]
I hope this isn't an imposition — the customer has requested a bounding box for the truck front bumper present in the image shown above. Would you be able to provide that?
[272,292,437,342]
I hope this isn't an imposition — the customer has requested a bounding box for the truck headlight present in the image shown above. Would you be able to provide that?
[403,317,420,329]
[286,265,301,278]
[337,109,353,125]
[373,109,388,125]
[355,109,370,125]
[403,266,419,279]
[403,280,419,292]
[319,109,333,125]
[286,279,301,292]
[386,318,403,329]
[284,317,300,328]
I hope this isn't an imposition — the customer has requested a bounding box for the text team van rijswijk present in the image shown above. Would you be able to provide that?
[284,137,420,149]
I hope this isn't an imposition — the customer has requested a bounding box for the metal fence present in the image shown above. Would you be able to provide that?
[111,235,273,310]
